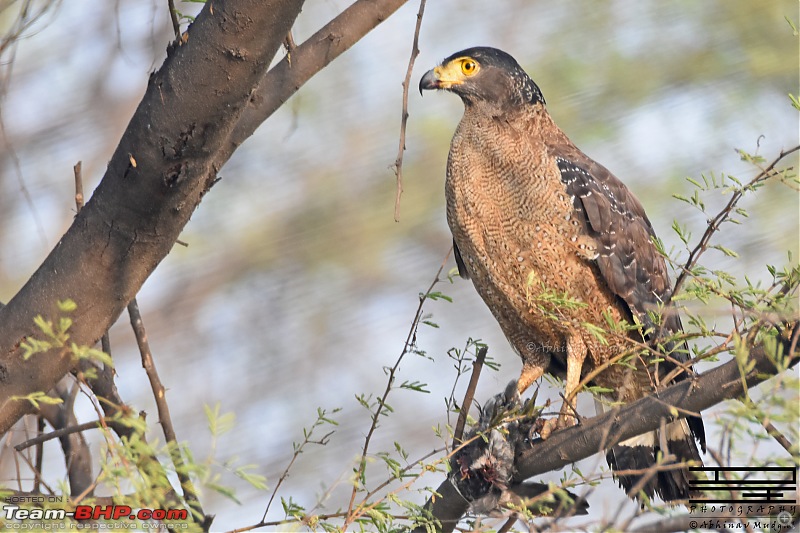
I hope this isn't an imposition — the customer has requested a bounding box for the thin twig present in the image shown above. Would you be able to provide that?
[497,517,516,533]
[234,447,446,532]
[127,299,208,527]
[260,426,334,523]
[666,145,800,309]
[361,446,443,504]
[15,444,56,495]
[33,415,44,493]
[74,163,131,441]
[762,419,795,455]
[73,161,84,210]
[343,248,450,527]
[453,346,488,443]
[14,420,104,451]
[75,161,113,399]
[349,448,449,527]
[392,0,426,222]
[167,0,180,40]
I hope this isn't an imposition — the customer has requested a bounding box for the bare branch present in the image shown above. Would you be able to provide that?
[754,410,796,455]
[453,346,487,444]
[392,0,427,221]
[127,299,208,527]
[260,416,335,524]
[37,383,93,497]
[167,0,180,39]
[14,419,104,452]
[415,323,798,532]
[73,161,84,211]
[32,415,43,494]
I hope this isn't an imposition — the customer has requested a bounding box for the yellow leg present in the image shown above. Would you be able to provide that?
[517,363,545,394]
[560,335,587,427]
[539,337,587,439]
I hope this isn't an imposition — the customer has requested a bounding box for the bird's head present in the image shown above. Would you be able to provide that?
[419,47,545,109]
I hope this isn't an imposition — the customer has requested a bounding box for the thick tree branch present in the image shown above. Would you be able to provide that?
[0,0,305,434]
[416,325,798,532]
[220,0,410,162]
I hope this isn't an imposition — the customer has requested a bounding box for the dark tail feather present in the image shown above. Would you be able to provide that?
[606,418,703,503]
[688,413,707,453]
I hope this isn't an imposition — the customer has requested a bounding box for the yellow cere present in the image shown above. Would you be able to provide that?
[433,56,480,88]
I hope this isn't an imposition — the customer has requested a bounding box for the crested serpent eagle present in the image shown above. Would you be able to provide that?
[420,46,706,502]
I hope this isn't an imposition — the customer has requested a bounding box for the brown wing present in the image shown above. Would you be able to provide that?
[553,153,677,336]
[554,150,706,450]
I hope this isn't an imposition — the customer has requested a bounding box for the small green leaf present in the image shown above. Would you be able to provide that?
[399,381,430,393]
[11,391,63,409]
[425,291,453,303]
[58,299,78,312]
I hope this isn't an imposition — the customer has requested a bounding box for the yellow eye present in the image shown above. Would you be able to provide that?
[461,59,477,75]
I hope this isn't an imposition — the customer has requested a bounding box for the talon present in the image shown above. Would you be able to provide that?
[556,413,578,429]
[536,417,559,439]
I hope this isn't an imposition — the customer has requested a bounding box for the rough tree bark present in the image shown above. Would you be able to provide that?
[0,0,415,436]
[0,0,306,433]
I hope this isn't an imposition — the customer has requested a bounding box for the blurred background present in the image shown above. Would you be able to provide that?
[0,0,797,529]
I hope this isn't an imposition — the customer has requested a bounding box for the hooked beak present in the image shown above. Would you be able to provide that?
[419,62,466,95]
[419,68,440,95]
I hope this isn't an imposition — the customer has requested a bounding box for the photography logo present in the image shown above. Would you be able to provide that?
[689,466,796,505]
[687,466,797,529]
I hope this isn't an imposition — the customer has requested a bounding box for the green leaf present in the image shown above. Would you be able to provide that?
[71,343,114,367]
[786,15,799,35]
[234,465,268,490]
[355,393,372,409]
[57,299,78,312]
[585,385,615,394]
[205,403,236,436]
[425,291,453,303]
[685,176,703,189]
[672,193,690,204]
[11,391,63,409]
[581,322,608,345]
[33,315,56,340]
[399,380,430,393]
[711,244,739,257]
